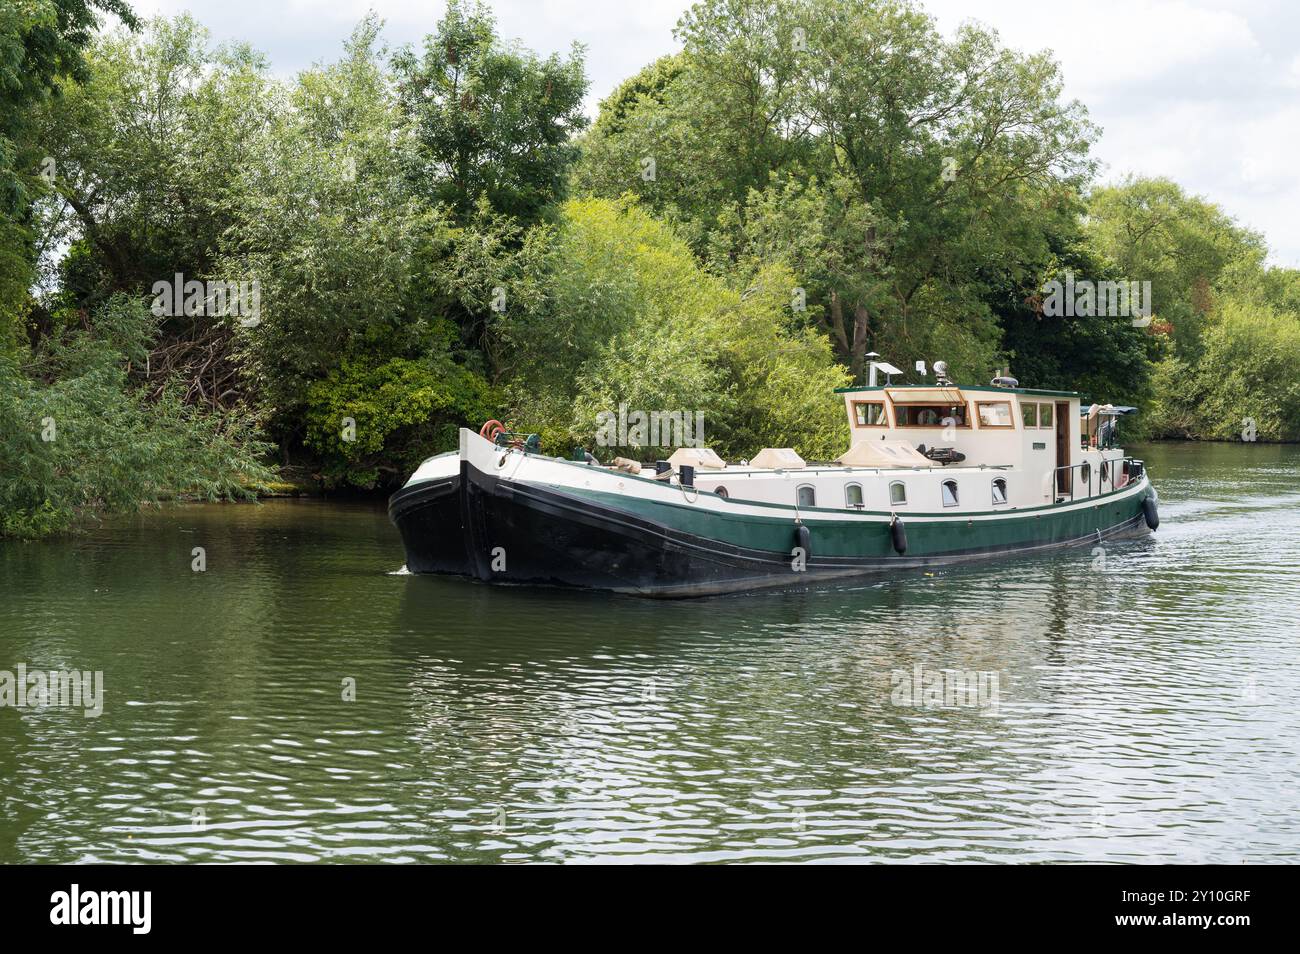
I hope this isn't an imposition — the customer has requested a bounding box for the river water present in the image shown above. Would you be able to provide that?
[1,441,1297,863]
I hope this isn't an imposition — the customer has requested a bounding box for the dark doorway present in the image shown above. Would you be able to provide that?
[1055,401,1071,496]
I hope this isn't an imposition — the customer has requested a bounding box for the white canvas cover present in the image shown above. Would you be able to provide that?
[666,447,727,470]
[835,439,932,468]
[750,447,806,469]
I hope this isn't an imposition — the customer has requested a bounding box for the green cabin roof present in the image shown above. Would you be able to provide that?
[833,383,1084,399]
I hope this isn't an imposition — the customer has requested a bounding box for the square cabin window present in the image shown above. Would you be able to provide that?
[1021,402,1038,428]
[1039,403,1054,428]
[853,401,887,426]
[977,401,1014,427]
[889,481,907,506]
[796,484,816,508]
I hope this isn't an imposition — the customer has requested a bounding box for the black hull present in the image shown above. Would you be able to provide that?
[388,462,1149,598]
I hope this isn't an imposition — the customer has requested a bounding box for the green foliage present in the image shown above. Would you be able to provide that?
[1149,297,1300,442]
[0,295,273,538]
[304,354,495,488]
[437,195,553,376]
[587,54,684,139]
[8,0,1298,545]
[220,19,512,479]
[502,198,849,460]
[999,230,1156,410]
[576,0,1096,381]
[0,0,138,325]
[31,13,270,310]
[392,0,589,225]
[1083,177,1293,438]
[572,2,813,247]
[1085,177,1266,362]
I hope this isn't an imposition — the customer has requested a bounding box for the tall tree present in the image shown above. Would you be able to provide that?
[392,0,589,225]
[32,14,274,405]
[1084,176,1266,363]
[574,0,1098,383]
[0,0,138,327]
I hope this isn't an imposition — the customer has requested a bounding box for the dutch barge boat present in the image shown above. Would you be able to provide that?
[389,364,1158,597]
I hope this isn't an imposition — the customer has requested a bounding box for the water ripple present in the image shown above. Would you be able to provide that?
[1,444,1298,862]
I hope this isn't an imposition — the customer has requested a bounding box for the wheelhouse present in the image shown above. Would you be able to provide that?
[832,380,1134,506]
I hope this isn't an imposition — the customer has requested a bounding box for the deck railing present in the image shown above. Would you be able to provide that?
[1053,457,1144,502]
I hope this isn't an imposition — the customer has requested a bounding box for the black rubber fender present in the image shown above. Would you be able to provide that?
[1142,494,1159,530]
[795,523,811,556]
[890,515,908,555]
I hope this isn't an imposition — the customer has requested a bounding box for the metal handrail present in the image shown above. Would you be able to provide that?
[1052,456,1144,503]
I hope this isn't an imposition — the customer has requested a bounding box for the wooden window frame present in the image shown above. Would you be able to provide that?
[852,400,889,427]
[890,402,972,429]
[975,400,1015,429]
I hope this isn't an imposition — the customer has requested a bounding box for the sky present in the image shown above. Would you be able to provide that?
[128,0,1300,266]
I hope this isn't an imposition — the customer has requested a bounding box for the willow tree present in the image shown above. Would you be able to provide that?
[30,14,274,412]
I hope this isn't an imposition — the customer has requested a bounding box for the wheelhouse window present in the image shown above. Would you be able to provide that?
[991,477,1008,505]
[893,403,969,428]
[853,401,888,426]
[1020,402,1038,428]
[941,479,959,507]
[1039,403,1054,428]
[845,483,864,508]
[976,401,1014,428]
[889,481,907,506]
[796,484,816,508]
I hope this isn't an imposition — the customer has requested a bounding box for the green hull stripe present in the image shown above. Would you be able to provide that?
[550,484,1147,557]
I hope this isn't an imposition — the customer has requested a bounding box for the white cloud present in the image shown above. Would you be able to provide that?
[925,0,1300,265]
[123,0,1300,264]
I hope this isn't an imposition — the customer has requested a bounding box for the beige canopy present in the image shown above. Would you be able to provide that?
[835,439,931,468]
[667,447,727,470]
[750,447,806,469]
